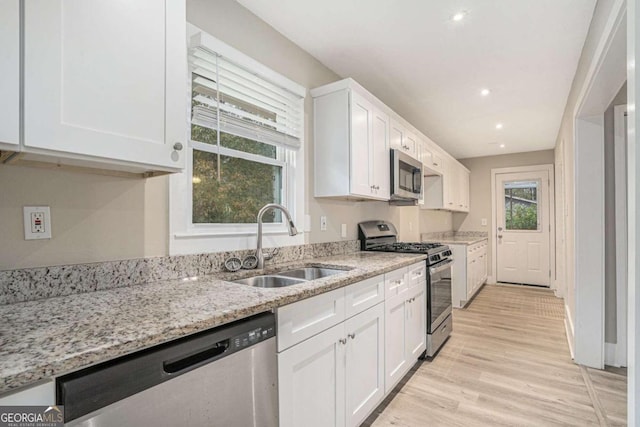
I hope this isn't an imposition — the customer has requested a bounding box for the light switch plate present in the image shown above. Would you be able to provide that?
[481,218,488,226]
[341,224,347,238]
[24,206,52,240]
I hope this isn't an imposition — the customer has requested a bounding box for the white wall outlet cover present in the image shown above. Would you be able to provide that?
[23,206,52,240]
[341,223,347,238]
[320,215,327,231]
[481,218,488,226]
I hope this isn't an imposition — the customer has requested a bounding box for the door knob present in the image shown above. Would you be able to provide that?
[173,142,184,151]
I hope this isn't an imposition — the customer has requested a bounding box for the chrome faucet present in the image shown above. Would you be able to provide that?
[256,203,298,269]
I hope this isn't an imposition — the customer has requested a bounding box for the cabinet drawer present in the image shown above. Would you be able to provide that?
[407,262,426,288]
[384,267,408,297]
[345,274,385,319]
[277,288,345,352]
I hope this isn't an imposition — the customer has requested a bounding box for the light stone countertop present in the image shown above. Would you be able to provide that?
[0,251,426,395]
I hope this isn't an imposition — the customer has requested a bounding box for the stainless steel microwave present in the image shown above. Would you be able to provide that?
[390,149,422,204]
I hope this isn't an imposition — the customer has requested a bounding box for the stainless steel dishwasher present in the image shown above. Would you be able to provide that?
[57,312,277,427]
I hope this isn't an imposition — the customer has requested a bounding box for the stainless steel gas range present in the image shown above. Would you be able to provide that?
[358,220,453,357]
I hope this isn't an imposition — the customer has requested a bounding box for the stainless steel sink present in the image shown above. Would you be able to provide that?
[275,267,347,280]
[233,275,306,288]
[232,266,349,288]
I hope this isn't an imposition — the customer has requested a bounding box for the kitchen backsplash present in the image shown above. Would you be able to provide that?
[421,230,488,240]
[0,240,360,305]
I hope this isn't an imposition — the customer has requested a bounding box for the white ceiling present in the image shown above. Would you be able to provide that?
[237,0,596,159]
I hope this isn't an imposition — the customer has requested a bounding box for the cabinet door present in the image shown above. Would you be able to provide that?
[384,292,408,393]
[466,258,475,299]
[24,0,186,170]
[278,323,346,427]
[404,131,418,159]
[462,169,470,211]
[350,91,373,197]
[406,282,426,360]
[371,108,390,199]
[443,159,456,210]
[0,0,19,147]
[345,303,385,427]
[389,119,404,151]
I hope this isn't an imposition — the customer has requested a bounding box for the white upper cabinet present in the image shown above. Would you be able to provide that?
[423,155,469,212]
[313,80,389,201]
[22,0,186,174]
[390,119,417,159]
[0,0,20,149]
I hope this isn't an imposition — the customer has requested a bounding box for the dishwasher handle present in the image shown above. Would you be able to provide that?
[163,339,230,374]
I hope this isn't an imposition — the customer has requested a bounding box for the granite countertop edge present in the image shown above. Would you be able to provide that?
[424,237,489,245]
[0,252,426,395]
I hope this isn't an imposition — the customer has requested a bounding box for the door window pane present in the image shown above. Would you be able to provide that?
[192,150,283,223]
[504,180,539,230]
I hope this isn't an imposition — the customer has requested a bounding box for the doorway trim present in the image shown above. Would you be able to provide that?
[612,104,628,368]
[490,164,555,289]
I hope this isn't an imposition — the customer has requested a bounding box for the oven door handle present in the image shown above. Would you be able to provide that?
[430,259,454,275]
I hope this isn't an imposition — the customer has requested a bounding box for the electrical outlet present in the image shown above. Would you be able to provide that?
[24,206,52,240]
[481,218,488,226]
[341,224,347,238]
[320,216,327,231]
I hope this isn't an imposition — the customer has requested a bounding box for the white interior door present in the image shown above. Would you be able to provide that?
[496,170,551,286]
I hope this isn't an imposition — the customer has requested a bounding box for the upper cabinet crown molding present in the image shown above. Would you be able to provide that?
[2,0,187,177]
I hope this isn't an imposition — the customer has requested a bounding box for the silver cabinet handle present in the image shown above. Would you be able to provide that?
[173,142,184,151]
[348,333,356,340]
[339,338,347,345]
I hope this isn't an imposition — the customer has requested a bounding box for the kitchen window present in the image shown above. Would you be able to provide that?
[170,25,306,254]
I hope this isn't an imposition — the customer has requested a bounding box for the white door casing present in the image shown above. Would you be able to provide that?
[495,169,551,286]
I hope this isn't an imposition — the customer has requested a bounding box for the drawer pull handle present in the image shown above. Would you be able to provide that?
[339,338,347,345]
[348,333,356,340]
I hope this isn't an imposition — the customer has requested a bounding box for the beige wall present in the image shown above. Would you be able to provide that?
[0,0,449,270]
[456,150,555,278]
[554,0,620,336]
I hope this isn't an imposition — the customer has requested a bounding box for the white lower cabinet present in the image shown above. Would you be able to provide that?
[451,240,489,308]
[383,288,408,393]
[278,262,426,427]
[278,322,347,427]
[384,268,426,393]
[278,302,384,427]
[344,303,385,427]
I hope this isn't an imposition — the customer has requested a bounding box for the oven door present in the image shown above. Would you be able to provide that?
[428,259,453,333]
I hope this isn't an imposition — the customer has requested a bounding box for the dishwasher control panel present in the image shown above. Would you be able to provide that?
[231,324,275,351]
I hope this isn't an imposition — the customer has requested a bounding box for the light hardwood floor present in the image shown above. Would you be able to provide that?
[363,284,627,427]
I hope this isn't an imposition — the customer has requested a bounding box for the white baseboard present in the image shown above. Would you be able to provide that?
[564,304,575,359]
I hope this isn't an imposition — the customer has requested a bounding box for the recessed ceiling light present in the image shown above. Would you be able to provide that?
[496,123,503,130]
[452,11,466,21]
[481,89,490,96]
[500,144,505,148]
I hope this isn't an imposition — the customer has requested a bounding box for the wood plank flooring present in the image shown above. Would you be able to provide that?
[362,284,627,426]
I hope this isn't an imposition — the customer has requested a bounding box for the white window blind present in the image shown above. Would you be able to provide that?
[189,41,304,150]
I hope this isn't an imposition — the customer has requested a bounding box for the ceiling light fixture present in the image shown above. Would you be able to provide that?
[496,123,503,129]
[481,89,490,96]
[452,11,466,21]
[500,144,505,148]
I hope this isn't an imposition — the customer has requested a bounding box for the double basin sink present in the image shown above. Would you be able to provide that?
[233,266,348,288]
